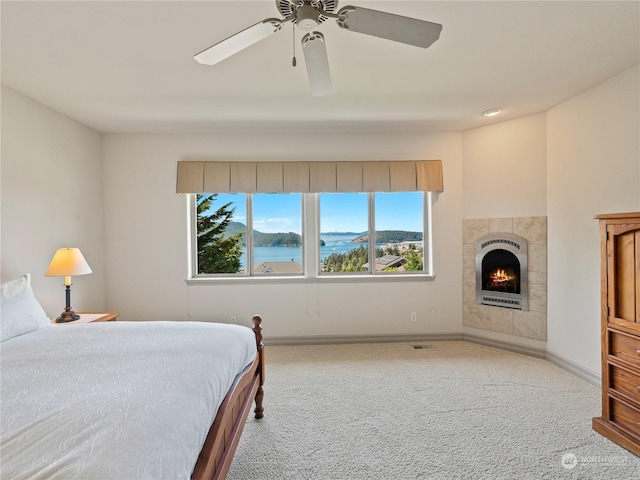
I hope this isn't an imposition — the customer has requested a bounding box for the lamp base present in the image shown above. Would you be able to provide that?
[55,310,81,323]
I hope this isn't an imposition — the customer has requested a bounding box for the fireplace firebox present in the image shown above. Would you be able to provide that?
[475,233,528,310]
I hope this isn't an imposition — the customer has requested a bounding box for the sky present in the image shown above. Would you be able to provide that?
[208,192,423,234]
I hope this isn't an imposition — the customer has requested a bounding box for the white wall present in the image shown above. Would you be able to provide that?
[462,113,547,219]
[1,87,107,317]
[102,131,463,339]
[459,66,640,376]
[4,62,638,368]
[460,112,547,349]
[546,65,640,375]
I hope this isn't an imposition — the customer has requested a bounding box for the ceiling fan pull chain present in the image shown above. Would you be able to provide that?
[292,22,297,67]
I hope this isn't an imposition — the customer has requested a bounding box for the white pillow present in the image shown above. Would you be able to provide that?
[1,274,51,342]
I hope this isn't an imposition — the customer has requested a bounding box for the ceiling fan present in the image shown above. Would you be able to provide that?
[194,0,443,96]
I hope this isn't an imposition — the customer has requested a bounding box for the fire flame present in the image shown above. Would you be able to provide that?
[490,269,513,285]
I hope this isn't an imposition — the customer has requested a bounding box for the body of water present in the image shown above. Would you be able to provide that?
[242,233,371,268]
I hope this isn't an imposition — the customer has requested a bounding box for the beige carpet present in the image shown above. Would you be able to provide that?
[228,341,640,479]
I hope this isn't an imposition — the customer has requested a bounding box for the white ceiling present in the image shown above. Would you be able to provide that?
[2,1,639,133]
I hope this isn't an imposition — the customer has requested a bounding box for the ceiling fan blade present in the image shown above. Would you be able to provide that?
[337,6,442,49]
[194,19,283,65]
[302,32,332,97]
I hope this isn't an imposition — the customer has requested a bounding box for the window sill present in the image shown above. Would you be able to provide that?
[185,274,435,286]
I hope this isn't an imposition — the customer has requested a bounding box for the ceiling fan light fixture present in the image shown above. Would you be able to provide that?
[482,108,503,117]
[297,4,320,31]
[302,32,332,96]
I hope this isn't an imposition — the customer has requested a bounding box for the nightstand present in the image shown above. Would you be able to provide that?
[52,312,119,324]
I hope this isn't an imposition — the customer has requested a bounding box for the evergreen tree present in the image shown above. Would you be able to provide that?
[403,249,424,271]
[322,246,369,272]
[196,194,244,273]
[384,245,401,256]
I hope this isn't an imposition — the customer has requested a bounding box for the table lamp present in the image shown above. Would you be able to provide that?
[45,247,92,323]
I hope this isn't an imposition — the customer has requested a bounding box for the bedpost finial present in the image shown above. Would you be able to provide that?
[252,315,263,347]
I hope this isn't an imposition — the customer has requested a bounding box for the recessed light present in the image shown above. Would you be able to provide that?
[482,108,503,117]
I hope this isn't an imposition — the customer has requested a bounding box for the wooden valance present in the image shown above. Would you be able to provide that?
[176,160,443,194]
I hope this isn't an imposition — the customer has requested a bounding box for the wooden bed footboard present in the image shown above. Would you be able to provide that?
[191,315,265,480]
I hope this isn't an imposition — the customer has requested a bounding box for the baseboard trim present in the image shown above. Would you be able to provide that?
[265,333,464,346]
[463,334,546,359]
[546,351,601,386]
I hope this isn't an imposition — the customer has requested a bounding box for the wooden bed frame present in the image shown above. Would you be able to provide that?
[191,315,265,480]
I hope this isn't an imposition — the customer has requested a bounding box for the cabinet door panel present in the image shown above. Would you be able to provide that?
[609,226,640,324]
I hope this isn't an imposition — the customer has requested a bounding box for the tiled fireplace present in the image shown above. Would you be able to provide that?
[463,216,547,341]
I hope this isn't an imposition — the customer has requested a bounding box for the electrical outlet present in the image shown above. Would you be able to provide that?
[410,312,417,322]
[230,316,237,324]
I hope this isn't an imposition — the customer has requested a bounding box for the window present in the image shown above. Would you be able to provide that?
[252,194,303,275]
[373,192,424,273]
[319,192,424,274]
[190,192,431,280]
[194,193,302,276]
[320,193,368,273]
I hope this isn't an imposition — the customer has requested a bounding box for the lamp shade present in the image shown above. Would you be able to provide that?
[45,248,92,277]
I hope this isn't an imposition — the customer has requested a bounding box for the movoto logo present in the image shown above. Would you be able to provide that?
[561,452,629,470]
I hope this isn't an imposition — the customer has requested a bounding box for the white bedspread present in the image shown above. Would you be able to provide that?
[0,321,257,479]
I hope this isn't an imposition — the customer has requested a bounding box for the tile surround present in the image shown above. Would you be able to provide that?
[463,216,547,341]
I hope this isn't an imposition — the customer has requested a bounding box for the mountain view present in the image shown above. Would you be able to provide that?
[227,222,421,247]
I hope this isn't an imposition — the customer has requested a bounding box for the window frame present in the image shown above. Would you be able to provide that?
[186,192,434,284]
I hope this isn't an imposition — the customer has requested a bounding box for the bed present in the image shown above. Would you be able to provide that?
[0,274,264,479]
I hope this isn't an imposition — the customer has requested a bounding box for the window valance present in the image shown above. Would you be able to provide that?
[176,160,443,194]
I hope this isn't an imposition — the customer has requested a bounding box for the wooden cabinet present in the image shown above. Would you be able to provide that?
[593,212,640,456]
